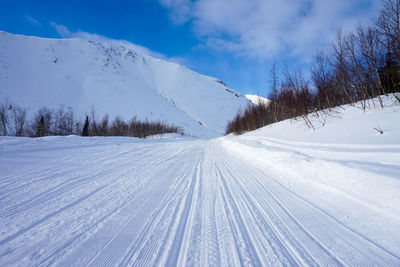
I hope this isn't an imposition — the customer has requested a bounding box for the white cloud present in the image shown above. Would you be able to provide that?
[160,0,193,24]
[160,0,380,60]
[51,22,71,36]
[24,15,41,26]
[50,23,188,65]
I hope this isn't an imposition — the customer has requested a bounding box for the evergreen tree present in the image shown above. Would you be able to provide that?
[37,115,44,137]
[82,116,89,136]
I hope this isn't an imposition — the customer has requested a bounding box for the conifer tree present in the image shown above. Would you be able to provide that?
[82,116,89,136]
[37,115,44,137]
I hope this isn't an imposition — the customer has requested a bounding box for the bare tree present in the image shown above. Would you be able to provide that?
[110,116,125,136]
[99,114,109,136]
[0,99,11,136]
[10,104,27,136]
[269,63,279,123]
[90,105,98,136]
[65,107,74,135]
[333,30,358,105]
[357,26,386,106]
[311,50,336,111]
[54,105,67,135]
[376,0,400,61]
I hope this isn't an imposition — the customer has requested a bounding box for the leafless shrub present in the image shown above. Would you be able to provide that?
[0,99,11,136]
[53,105,74,135]
[10,103,27,136]
[373,126,384,134]
[99,114,109,136]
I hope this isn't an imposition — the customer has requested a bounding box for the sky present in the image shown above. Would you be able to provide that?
[0,0,381,96]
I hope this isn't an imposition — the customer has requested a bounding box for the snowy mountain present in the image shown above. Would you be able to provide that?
[245,94,270,105]
[0,30,250,137]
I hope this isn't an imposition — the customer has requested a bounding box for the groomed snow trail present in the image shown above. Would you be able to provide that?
[0,136,399,266]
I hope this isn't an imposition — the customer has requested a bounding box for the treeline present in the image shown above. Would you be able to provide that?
[0,100,182,138]
[226,0,400,135]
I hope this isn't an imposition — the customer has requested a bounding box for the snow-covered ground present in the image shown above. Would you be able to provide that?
[0,96,399,266]
[245,94,270,105]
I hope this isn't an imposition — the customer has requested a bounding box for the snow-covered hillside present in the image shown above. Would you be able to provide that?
[0,30,250,137]
[0,96,399,266]
[245,94,270,105]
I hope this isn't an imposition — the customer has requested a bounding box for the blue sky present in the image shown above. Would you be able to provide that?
[0,0,380,96]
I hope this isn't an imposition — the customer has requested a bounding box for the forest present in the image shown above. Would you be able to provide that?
[0,102,182,138]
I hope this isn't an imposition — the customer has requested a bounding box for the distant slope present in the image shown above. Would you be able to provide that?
[0,30,250,137]
[245,94,270,105]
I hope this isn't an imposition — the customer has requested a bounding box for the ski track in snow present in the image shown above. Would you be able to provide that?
[0,136,399,266]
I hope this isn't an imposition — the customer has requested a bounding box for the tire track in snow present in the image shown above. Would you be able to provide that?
[200,156,242,266]
[182,149,226,266]
[0,185,106,248]
[91,154,200,266]
[108,145,204,266]
[217,162,263,266]
[132,158,201,266]
[117,165,193,265]
[0,145,136,202]
[0,150,136,215]
[199,161,222,266]
[53,144,199,267]
[165,151,202,266]
[258,171,400,265]
[221,158,342,266]
[0,143,186,225]
[40,164,162,267]
[0,141,182,205]
[0,142,194,266]
[220,145,400,266]
[220,162,309,266]
[1,137,399,266]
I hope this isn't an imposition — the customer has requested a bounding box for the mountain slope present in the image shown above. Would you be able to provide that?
[245,94,270,105]
[0,30,250,137]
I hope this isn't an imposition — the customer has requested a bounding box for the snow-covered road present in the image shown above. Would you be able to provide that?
[1,135,399,266]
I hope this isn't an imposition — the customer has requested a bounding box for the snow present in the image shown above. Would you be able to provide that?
[0,30,250,138]
[245,94,270,105]
[0,95,399,266]
[244,96,400,145]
